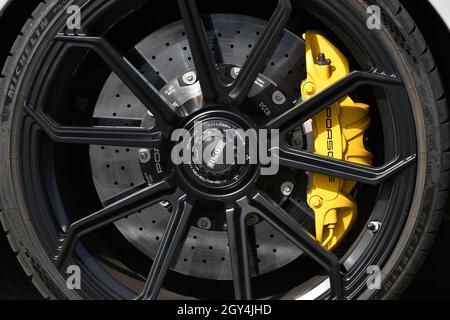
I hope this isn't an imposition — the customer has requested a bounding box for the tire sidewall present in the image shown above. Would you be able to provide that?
[0,0,83,299]
[336,0,444,299]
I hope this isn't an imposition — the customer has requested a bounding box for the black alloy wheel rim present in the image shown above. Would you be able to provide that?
[15,0,418,300]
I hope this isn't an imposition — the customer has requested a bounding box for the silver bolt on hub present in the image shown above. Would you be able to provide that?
[182,71,197,85]
[272,90,286,105]
[367,221,382,233]
[197,217,212,230]
[139,149,151,164]
[281,182,294,197]
[230,67,241,79]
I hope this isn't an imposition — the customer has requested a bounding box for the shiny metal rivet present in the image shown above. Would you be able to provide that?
[272,90,286,105]
[139,149,151,164]
[367,221,382,233]
[281,182,294,196]
[230,67,241,79]
[182,71,197,85]
[197,217,212,230]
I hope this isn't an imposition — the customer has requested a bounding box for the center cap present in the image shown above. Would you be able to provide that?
[179,114,255,191]
[197,133,231,174]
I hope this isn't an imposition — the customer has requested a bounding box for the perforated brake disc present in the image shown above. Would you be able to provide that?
[89,14,308,281]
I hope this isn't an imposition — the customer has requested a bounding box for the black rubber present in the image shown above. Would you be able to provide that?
[363,0,450,300]
[0,0,448,300]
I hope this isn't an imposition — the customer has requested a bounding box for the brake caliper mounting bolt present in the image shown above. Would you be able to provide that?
[272,90,286,105]
[367,221,382,233]
[197,217,212,230]
[310,196,324,209]
[303,82,316,96]
[139,149,151,164]
[281,182,294,197]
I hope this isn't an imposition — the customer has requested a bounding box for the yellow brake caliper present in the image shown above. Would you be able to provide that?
[301,31,373,250]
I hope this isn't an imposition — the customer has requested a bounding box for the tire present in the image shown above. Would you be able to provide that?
[0,0,448,300]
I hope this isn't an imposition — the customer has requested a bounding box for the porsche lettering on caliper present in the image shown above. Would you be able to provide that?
[301,31,373,250]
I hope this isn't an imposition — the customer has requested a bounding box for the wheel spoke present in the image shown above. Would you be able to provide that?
[178,0,224,103]
[54,34,180,130]
[229,0,292,104]
[25,106,164,148]
[138,190,193,300]
[226,204,252,300]
[276,147,417,185]
[263,70,403,130]
[55,178,175,267]
[247,192,344,299]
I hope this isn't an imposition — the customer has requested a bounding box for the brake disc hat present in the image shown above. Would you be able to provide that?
[90,14,306,280]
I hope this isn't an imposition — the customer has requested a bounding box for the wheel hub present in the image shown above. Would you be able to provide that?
[178,111,257,194]
[186,117,249,189]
